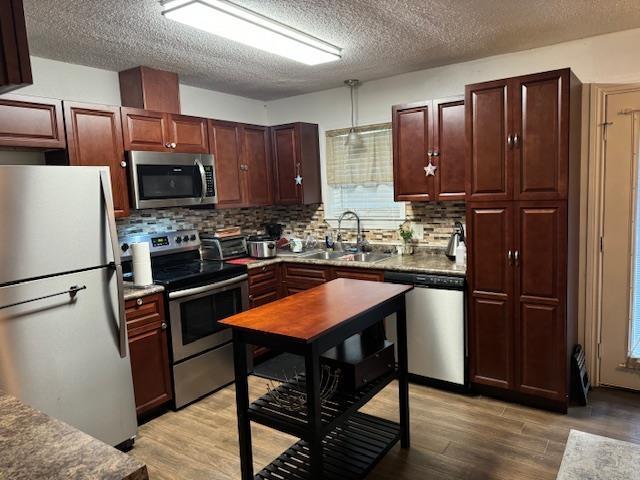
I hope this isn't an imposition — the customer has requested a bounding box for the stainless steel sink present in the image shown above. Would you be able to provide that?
[301,251,391,263]
[300,251,344,260]
[336,252,392,263]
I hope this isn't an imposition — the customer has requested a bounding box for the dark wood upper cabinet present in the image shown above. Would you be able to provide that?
[271,122,321,205]
[168,114,208,153]
[0,0,32,93]
[121,107,208,153]
[0,94,65,149]
[209,121,272,208]
[467,203,514,391]
[121,107,168,151]
[392,101,433,202]
[392,97,465,202]
[514,202,566,400]
[513,70,569,200]
[119,66,180,115]
[64,102,129,217]
[242,124,272,206]
[467,69,574,202]
[209,120,244,208]
[433,97,465,201]
[465,79,511,202]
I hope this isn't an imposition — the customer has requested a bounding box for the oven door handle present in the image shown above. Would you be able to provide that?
[195,158,207,203]
[168,274,248,300]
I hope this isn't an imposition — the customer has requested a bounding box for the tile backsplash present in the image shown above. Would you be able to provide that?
[116,202,465,248]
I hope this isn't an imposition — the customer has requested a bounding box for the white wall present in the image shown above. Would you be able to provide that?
[17,57,267,124]
[266,27,640,129]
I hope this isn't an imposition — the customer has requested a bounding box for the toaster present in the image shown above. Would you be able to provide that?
[200,234,247,260]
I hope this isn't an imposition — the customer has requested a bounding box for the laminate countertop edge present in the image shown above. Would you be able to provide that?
[123,283,165,301]
[0,391,148,480]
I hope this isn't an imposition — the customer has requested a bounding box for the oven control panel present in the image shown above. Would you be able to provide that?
[119,229,200,261]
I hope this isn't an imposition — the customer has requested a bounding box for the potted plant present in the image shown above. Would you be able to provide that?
[398,222,414,255]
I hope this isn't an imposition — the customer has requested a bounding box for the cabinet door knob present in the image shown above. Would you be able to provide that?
[120,161,127,168]
[513,134,520,148]
[136,298,143,306]
[432,151,440,157]
[165,143,171,148]
[507,250,513,264]
[171,142,177,148]
[507,134,514,148]
[514,250,520,266]
[427,151,433,157]
[161,322,167,330]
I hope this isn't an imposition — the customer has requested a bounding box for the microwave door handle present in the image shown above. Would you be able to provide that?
[195,159,207,203]
[99,169,127,359]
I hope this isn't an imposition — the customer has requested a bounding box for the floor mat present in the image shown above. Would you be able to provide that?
[252,353,305,382]
[556,429,640,480]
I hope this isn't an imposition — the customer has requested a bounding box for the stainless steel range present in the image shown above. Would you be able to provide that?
[120,229,249,409]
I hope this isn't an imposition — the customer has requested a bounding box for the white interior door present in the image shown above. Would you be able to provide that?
[599,90,640,390]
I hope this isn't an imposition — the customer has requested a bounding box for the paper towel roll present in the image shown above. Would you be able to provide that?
[131,242,153,287]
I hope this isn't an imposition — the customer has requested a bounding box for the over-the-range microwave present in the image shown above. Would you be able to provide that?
[128,151,217,209]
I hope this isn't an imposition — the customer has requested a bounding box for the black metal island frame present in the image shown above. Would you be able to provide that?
[220,278,414,480]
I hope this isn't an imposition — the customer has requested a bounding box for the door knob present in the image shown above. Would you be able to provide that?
[161,322,167,330]
[120,161,127,168]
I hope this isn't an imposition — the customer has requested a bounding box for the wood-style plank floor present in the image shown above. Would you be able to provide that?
[129,377,640,480]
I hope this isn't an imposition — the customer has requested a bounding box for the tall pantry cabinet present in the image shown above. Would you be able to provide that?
[465,69,581,411]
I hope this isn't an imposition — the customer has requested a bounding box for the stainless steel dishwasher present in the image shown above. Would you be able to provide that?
[384,271,468,390]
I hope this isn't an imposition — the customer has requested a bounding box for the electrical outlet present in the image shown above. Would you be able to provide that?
[410,223,424,240]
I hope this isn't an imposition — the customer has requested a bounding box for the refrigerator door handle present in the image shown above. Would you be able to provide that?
[99,170,127,359]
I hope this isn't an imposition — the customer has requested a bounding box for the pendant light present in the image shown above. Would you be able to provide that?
[344,79,363,147]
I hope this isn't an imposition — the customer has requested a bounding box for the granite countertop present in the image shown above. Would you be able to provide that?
[0,392,148,480]
[123,282,165,301]
[244,252,466,277]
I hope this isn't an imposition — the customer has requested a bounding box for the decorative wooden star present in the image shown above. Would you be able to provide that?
[424,161,437,176]
[295,175,303,185]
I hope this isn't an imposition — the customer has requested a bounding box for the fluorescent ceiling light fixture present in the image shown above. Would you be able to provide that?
[162,0,342,65]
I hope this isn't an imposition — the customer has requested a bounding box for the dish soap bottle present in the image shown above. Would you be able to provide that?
[455,241,466,266]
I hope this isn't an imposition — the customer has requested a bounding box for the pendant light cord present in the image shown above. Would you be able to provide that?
[350,84,355,129]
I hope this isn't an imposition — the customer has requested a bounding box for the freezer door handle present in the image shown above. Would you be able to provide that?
[99,170,127,358]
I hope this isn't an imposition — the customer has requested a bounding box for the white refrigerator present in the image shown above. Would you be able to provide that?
[0,166,137,447]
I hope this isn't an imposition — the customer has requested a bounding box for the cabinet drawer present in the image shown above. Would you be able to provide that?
[250,289,279,308]
[332,268,384,282]
[248,264,279,287]
[283,264,331,281]
[125,293,164,330]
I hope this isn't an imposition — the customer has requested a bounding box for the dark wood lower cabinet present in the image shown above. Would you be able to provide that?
[248,263,384,358]
[467,200,574,410]
[467,204,514,390]
[126,294,173,416]
[515,202,567,400]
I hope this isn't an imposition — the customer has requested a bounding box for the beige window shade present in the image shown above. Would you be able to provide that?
[326,123,392,186]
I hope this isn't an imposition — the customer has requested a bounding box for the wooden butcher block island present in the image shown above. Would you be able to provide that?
[221,278,413,480]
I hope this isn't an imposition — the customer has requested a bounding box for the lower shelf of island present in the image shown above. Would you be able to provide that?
[249,370,398,439]
[254,412,400,480]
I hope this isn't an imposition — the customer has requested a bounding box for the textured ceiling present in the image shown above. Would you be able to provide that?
[23,0,640,100]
